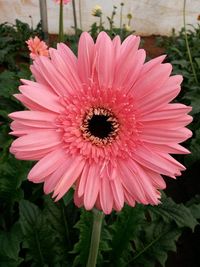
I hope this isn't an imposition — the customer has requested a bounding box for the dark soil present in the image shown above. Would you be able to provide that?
[142,35,165,58]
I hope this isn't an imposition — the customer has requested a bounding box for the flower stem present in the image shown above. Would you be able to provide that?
[120,3,124,38]
[86,209,104,267]
[99,15,103,32]
[58,0,64,42]
[79,0,82,30]
[72,0,78,38]
[39,0,49,42]
[183,0,198,84]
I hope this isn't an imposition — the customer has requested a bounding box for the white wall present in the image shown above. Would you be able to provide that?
[0,0,199,36]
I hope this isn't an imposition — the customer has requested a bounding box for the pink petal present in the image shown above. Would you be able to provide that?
[74,185,84,208]
[141,103,192,120]
[57,43,77,70]
[140,55,166,76]
[112,35,121,62]
[142,142,190,154]
[9,111,57,128]
[84,163,100,210]
[99,175,113,214]
[10,130,61,152]
[113,36,142,90]
[141,115,193,129]
[53,157,84,201]
[132,145,185,177]
[114,49,146,92]
[119,160,149,204]
[43,161,69,194]
[124,189,136,207]
[49,47,82,92]
[30,64,51,88]
[136,75,183,112]
[12,147,57,161]
[19,85,63,113]
[95,32,114,88]
[28,149,66,182]
[32,57,71,96]
[141,127,192,144]
[78,163,89,197]
[132,63,172,99]
[14,94,48,112]
[110,174,124,210]
[10,121,46,137]
[78,32,95,85]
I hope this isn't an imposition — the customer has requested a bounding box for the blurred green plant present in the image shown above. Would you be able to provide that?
[0,19,42,71]
[90,3,134,40]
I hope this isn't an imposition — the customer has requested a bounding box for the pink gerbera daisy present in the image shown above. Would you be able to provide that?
[10,32,192,214]
[26,36,49,60]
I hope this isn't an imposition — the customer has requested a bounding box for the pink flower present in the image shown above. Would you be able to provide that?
[10,32,192,214]
[54,0,71,4]
[26,36,49,60]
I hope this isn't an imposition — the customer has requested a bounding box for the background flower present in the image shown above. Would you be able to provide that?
[92,5,102,17]
[54,0,71,4]
[26,36,49,60]
[10,32,192,214]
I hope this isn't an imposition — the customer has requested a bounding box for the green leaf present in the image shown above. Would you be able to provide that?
[110,204,145,266]
[72,210,93,266]
[194,57,200,68]
[0,222,23,262]
[43,195,73,263]
[0,70,19,98]
[171,59,189,68]
[186,195,200,219]
[185,128,200,166]
[127,221,182,267]
[19,199,61,266]
[0,155,31,203]
[0,257,23,267]
[149,195,198,231]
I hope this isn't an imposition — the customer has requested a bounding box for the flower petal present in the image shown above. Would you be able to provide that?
[95,32,114,88]
[53,157,85,201]
[18,84,63,113]
[9,111,57,128]
[100,176,113,214]
[78,32,95,85]
[84,163,100,210]
[28,149,66,182]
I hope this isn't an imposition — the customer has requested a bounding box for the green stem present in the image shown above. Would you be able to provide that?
[58,0,64,42]
[120,4,123,37]
[86,209,104,267]
[79,0,82,30]
[72,0,78,38]
[183,0,198,84]
[99,15,103,32]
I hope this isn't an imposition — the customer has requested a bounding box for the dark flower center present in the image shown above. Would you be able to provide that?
[88,115,113,138]
[80,107,119,146]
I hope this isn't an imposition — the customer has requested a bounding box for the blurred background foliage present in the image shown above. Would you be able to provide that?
[0,5,200,266]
